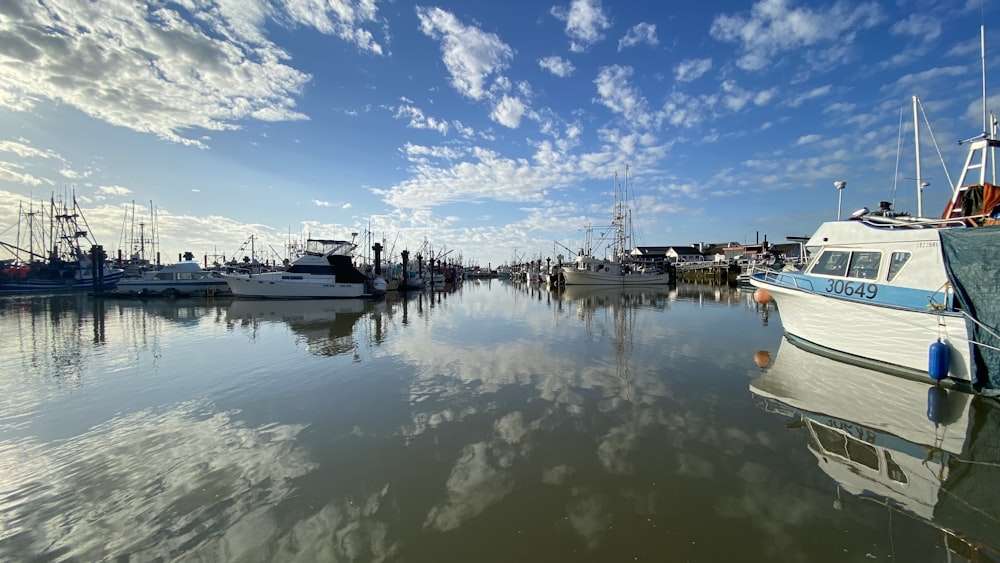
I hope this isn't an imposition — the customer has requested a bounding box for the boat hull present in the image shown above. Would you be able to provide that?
[115,279,231,297]
[750,273,973,384]
[0,270,124,295]
[222,273,371,299]
[561,268,669,286]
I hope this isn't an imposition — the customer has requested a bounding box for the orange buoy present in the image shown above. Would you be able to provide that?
[754,350,772,368]
[753,288,772,304]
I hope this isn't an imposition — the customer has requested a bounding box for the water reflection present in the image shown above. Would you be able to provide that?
[225,298,382,357]
[2,283,858,561]
[751,338,1000,559]
[0,400,315,561]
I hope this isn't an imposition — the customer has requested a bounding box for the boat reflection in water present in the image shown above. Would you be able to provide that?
[225,298,384,357]
[751,338,1000,559]
[558,284,672,308]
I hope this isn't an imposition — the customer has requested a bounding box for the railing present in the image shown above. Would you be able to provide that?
[754,267,814,291]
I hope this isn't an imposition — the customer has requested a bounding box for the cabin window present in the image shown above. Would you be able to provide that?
[884,452,907,484]
[177,273,194,281]
[886,252,911,282]
[846,251,881,280]
[811,424,879,471]
[811,250,850,277]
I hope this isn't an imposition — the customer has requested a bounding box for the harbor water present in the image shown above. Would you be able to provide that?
[1,281,998,562]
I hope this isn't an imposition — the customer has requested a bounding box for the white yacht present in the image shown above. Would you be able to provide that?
[222,239,385,299]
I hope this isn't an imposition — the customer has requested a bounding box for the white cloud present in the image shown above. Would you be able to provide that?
[795,134,821,145]
[889,66,967,94]
[618,22,658,51]
[393,103,450,135]
[0,1,329,146]
[0,161,47,186]
[754,88,778,106]
[550,0,612,53]
[674,58,712,83]
[491,95,526,128]
[788,85,832,107]
[403,143,467,162]
[538,56,575,77]
[342,203,352,209]
[416,7,514,101]
[98,185,132,196]
[594,65,652,128]
[710,0,883,71]
[280,0,387,55]
[0,140,56,159]
[890,13,942,41]
[314,200,332,207]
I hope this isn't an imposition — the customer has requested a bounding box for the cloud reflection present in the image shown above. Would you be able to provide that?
[423,442,514,532]
[0,401,315,561]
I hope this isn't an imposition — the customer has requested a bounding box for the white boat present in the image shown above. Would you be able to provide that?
[562,167,670,286]
[750,31,1000,394]
[750,338,1000,558]
[222,239,384,299]
[115,252,231,297]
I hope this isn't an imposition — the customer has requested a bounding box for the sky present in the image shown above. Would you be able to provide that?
[1,0,998,269]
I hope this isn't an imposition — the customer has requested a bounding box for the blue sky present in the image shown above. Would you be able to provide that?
[1,0,998,268]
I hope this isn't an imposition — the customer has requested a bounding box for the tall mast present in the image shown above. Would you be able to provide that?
[982,25,988,137]
[913,95,923,217]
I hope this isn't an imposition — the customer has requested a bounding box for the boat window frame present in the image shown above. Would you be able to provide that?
[809,249,883,281]
[846,251,881,280]
[809,250,851,277]
[886,251,911,282]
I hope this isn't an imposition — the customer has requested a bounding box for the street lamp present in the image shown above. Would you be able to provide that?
[834,181,846,220]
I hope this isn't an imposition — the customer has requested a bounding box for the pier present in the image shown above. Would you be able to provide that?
[673,261,740,284]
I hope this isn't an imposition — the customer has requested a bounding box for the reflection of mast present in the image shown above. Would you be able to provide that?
[613,292,635,402]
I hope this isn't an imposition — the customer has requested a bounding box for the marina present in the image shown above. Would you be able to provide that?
[1,281,997,561]
[3,5,1000,562]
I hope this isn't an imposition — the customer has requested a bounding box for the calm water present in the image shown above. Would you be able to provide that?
[1,281,998,562]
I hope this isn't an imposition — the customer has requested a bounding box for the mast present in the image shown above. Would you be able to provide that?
[982,25,988,137]
[913,95,923,217]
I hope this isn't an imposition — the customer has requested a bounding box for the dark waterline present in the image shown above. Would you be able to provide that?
[0,281,997,562]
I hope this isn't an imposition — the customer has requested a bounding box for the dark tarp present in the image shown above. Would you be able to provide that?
[933,396,1000,554]
[940,226,1000,393]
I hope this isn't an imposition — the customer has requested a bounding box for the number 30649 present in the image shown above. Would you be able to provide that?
[825,279,878,299]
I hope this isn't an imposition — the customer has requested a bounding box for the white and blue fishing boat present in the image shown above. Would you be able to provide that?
[750,27,1000,394]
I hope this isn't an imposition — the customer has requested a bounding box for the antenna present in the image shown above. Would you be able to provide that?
[982,24,988,137]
